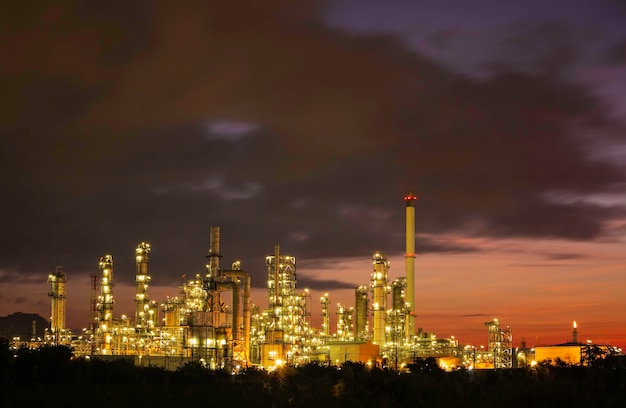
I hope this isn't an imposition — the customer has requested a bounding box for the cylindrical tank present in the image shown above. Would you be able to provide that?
[391,277,406,311]
[163,297,184,326]
[354,286,369,340]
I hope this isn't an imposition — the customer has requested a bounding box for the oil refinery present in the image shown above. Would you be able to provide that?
[24,193,597,370]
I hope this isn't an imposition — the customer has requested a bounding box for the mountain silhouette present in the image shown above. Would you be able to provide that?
[0,312,48,340]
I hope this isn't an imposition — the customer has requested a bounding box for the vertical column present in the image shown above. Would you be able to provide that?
[135,242,151,333]
[371,252,389,345]
[320,293,330,337]
[98,255,114,353]
[48,266,67,336]
[404,192,417,336]
[354,286,369,341]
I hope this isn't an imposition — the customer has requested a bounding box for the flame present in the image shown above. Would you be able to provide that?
[573,320,577,329]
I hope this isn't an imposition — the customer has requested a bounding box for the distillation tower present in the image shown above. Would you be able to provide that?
[266,244,301,340]
[97,255,114,353]
[47,266,67,338]
[485,318,513,368]
[88,274,100,333]
[181,226,251,368]
[135,242,154,335]
[371,252,389,346]
[336,303,353,342]
[250,245,312,366]
[390,277,410,345]
[354,286,369,341]
[321,293,330,337]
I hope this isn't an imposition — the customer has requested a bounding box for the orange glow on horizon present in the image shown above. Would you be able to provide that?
[4,234,626,350]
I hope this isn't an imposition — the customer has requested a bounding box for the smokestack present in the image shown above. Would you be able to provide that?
[404,192,417,335]
[207,226,221,279]
[573,320,578,343]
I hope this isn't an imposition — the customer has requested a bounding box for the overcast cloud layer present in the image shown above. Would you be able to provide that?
[1,0,625,311]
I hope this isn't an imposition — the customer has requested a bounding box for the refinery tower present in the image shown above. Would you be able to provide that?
[405,192,417,335]
[48,266,67,335]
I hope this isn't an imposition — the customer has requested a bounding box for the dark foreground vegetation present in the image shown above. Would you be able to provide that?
[2,340,626,408]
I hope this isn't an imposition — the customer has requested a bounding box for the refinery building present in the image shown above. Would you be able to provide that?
[35,193,543,370]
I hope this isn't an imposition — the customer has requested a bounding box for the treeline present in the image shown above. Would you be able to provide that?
[1,340,626,407]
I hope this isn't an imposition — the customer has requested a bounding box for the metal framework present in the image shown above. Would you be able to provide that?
[97,255,114,353]
[321,293,330,337]
[336,303,353,341]
[354,285,369,341]
[371,252,389,346]
[135,242,152,334]
[47,266,67,335]
[485,318,513,368]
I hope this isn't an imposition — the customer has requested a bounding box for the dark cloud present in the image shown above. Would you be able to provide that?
[543,252,587,261]
[0,269,46,285]
[424,20,591,79]
[416,238,479,254]
[1,0,625,296]
[484,20,584,77]
[604,38,626,65]
[427,29,465,50]
[291,276,356,291]
[483,199,624,240]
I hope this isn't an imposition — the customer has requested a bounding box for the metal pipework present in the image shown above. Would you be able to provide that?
[336,303,353,341]
[48,266,67,336]
[216,281,239,351]
[205,227,224,329]
[221,267,251,366]
[270,245,281,329]
[404,192,417,335]
[206,226,222,280]
[320,293,330,337]
[391,277,411,342]
[135,242,151,333]
[266,245,297,337]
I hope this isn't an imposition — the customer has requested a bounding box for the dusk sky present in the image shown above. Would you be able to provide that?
[2,0,625,348]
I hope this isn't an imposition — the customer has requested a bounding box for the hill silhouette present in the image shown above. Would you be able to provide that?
[0,312,48,340]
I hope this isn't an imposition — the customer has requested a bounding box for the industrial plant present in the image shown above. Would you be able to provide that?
[18,193,600,370]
